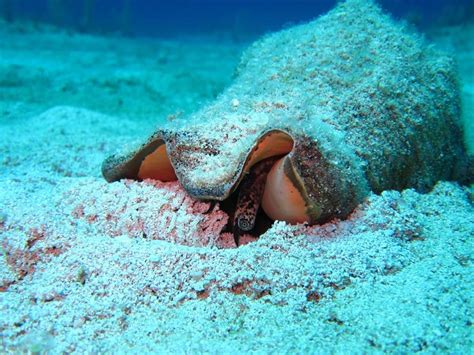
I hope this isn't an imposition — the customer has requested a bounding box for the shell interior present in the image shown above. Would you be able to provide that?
[134,131,311,236]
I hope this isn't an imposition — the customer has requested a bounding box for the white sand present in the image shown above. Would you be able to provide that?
[0,19,473,353]
[0,21,244,125]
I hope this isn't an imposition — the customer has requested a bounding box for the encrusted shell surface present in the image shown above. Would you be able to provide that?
[103,0,471,224]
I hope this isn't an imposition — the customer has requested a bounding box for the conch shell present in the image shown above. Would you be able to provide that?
[103,0,472,243]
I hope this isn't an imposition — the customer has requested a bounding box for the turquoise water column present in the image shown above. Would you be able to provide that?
[47,0,65,27]
[80,0,94,32]
[0,0,13,22]
[121,0,131,35]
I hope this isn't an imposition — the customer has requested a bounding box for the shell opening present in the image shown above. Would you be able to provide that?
[135,131,311,245]
[261,156,309,224]
[137,144,177,182]
[226,131,312,244]
[238,131,310,225]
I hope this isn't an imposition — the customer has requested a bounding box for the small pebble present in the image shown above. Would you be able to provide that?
[174,292,187,303]
[76,267,87,285]
[231,98,240,108]
[190,270,203,280]
[149,255,162,263]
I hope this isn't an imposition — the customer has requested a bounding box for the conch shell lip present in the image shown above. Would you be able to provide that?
[193,128,297,201]
[102,126,327,227]
[102,128,298,201]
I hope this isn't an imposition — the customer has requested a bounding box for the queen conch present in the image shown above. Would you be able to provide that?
[102,0,472,244]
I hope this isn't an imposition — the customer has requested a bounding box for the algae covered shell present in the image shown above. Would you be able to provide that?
[103,0,472,240]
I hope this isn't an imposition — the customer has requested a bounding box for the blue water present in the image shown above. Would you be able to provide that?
[2,0,473,39]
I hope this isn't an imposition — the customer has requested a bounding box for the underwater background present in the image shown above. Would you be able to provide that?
[2,0,474,38]
[0,0,473,353]
[0,0,474,40]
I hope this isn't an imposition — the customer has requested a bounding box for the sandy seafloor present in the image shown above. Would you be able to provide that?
[0,19,473,353]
